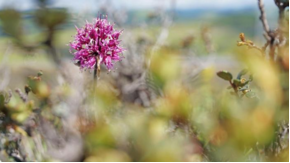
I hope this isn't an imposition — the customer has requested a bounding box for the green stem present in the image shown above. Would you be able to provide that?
[93,55,98,92]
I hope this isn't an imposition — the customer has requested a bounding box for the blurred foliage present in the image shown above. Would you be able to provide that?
[0,0,288,162]
[0,71,62,161]
[217,69,256,99]
[0,9,22,41]
[0,0,68,63]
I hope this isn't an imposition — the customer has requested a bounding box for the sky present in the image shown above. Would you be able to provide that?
[0,0,275,12]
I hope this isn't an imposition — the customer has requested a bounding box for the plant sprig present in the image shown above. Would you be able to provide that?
[217,69,256,98]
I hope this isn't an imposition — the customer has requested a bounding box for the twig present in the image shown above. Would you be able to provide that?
[15,89,27,102]
[243,43,264,53]
[258,0,270,36]
[257,0,279,61]
[262,41,270,53]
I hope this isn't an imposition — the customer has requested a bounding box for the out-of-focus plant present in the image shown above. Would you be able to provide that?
[181,34,195,49]
[0,0,287,162]
[0,71,63,161]
[0,0,68,65]
[217,69,256,98]
[215,0,288,161]
[81,1,288,161]
[201,25,215,54]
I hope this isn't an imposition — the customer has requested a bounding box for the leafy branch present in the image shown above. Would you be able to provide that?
[217,69,255,98]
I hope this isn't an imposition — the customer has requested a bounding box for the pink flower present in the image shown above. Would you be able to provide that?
[70,17,124,70]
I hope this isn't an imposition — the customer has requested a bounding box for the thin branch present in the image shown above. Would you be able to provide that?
[262,41,270,54]
[258,0,270,36]
[243,43,264,54]
[15,89,27,102]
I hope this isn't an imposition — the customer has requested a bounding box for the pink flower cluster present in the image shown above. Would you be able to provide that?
[70,17,124,70]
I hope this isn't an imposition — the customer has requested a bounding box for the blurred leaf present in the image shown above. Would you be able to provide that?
[86,125,116,148]
[237,69,248,80]
[6,96,18,109]
[217,71,233,81]
[28,77,39,94]
[249,74,254,82]
[37,82,50,98]
[0,8,22,40]
[37,71,43,77]
[233,79,249,87]
[233,79,241,86]
[11,112,30,124]
[34,8,68,29]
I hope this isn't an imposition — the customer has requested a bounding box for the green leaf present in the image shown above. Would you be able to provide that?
[240,80,250,87]
[34,8,68,29]
[28,77,38,94]
[233,79,241,86]
[249,74,254,82]
[237,69,248,79]
[217,71,233,81]
[234,79,250,87]
[0,8,22,39]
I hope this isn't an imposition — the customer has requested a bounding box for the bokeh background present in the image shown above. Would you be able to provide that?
[0,0,288,162]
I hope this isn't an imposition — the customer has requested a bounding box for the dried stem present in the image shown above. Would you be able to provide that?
[15,88,27,102]
[258,0,270,35]
[257,0,279,61]
[244,43,264,53]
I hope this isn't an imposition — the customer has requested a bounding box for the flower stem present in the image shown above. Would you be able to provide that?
[93,62,97,81]
[93,56,98,92]
[93,55,100,85]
